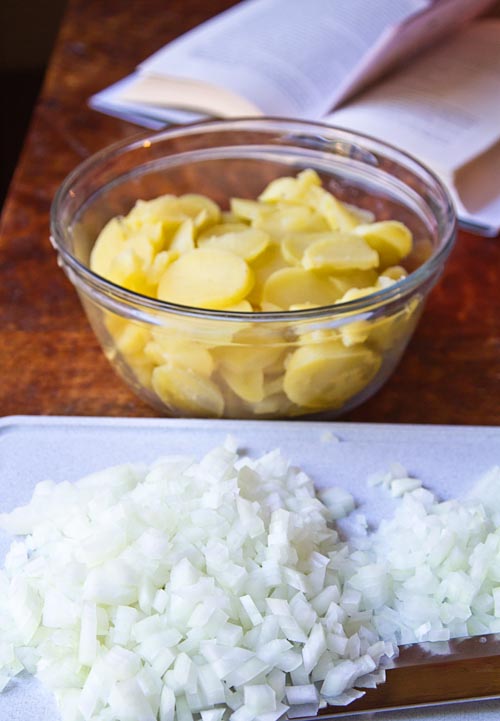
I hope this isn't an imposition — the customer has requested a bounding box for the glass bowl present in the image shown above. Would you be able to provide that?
[50,118,456,419]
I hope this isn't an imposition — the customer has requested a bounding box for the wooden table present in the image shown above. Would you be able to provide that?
[0,0,498,425]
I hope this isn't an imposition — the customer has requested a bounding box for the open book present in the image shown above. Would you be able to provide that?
[90,0,500,236]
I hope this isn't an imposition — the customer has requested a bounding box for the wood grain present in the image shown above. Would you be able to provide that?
[0,0,498,424]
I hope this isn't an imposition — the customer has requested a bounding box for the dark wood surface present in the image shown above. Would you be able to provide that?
[0,0,498,425]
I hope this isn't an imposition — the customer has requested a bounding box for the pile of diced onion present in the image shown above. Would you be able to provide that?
[1,441,499,721]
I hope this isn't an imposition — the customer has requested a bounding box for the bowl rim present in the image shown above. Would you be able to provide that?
[50,116,457,323]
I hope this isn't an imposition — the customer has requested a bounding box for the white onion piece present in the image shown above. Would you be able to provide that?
[0,442,395,720]
[341,464,500,645]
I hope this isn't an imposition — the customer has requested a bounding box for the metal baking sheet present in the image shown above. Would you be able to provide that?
[1,415,500,721]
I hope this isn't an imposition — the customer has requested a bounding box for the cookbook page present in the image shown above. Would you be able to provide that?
[325,20,500,235]
[120,0,430,119]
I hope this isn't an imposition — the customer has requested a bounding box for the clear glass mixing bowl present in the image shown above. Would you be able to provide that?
[50,118,456,419]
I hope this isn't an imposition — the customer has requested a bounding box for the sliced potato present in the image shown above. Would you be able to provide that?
[170,219,195,254]
[302,233,379,272]
[145,336,214,377]
[354,221,413,268]
[219,366,265,403]
[152,365,224,418]
[157,248,254,310]
[90,217,127,277]
[262,267,342,309]
[247,243,289,306]
[283,341,381,410]
[198,227,270,262]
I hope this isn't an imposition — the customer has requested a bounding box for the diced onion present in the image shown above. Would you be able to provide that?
[0,442,395,720]
[1,442,498,721]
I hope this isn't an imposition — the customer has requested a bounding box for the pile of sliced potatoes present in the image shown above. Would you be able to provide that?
[90,169,420,418]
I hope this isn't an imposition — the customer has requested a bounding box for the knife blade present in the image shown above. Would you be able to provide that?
[304,634,500,718]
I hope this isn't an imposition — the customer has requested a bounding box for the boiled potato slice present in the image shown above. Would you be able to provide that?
[258,168,321,203]
[90,217,127,277]
[262,267,342,309]
[354,221,412,268]
[219,366,265,403]
[152,365,224,418]
[146,250,179,287]
[145,336,214,377]
[212,343,283,373]
[128,225,166,264]
[124,354,155,391]
[107,248,152,296]
[281,232,320,266]
[246,391,295,417]
[339,319,372,347]
[302,233,379,272]
[253,203,329,238]
[170,219,195,254]
[126,195,184,228]
[224,299,254,312]
[230,198,264,222]
[283,341,381,409]
[157,248,254,310]
[247,243,289,306]
[176,193,221,230]
[126,193,220,234]
[369,296,421,351]
[198,227,270,262]
[112,323,150,356]
[379,265,408,282]
[308,185,364,232]
[329,269,379,296]
[198,222,250,239]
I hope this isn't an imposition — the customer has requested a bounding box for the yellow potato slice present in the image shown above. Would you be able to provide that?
[107,248,151,296]
[258,168,322,203]
[124,354,155,391]
[198,227,270,262]
[198,222,250,239]
[302,233,379,272]
[337,286,380,304]
[176,194,221,230]
[354,221,413,268]
[170,219,195,254]
[221,211,247,224]
[339,319,372,347]
[152,365,224,418]
[147,250,179,287]
[281,233,320,266]
[283,341,381,410]
[247,392,295,417]
[126,194,220,234]
[212,343,284,373]
[380,265,408,282]
[308,186,364,232]
[126,195,183,228]
[224,299,254,312]
[253,204,328,238]
[157,248,254,310]
[112,323,150,356]
[369,296,421,352]
[230,198,265,222]
[145,336,214,377]
[262,267,343,309]
[90,217,127,277]
[296,328,340,347]
[247,243,288,306]
[329,269,379,297]
[128,225,165,265]
[219,366,265,403]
